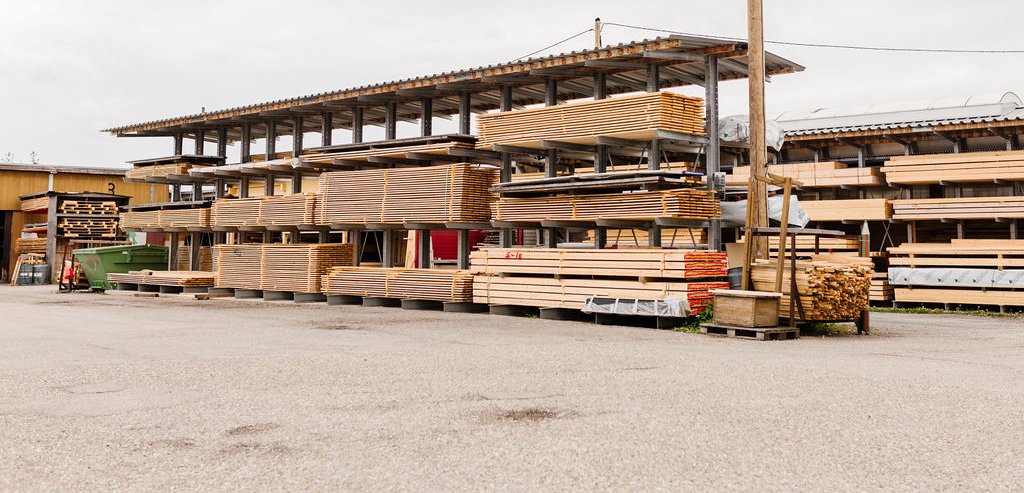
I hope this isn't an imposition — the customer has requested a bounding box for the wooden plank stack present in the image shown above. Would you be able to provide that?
[870,273,893,302]
[891,196,1024,220]
[20,196,49,212]
[259,193,317,226]
[470,248,728,279]
[120,211,162,229]
[492,189,719,222]
[302,140,476,165]
[211,198,264,228]
[799,198,891,221]
[882,150,1024,185]
[322,267,475,301]
[16,237,47,254]
[889,239,1024,268]
[749,257,872,320]
[317,164,497,225]
[728,162,883,187]
[125,163,208,181]
[477,92,705,147]
[108,270,216,287]
[214,243,354,293]
[160,208,211,228]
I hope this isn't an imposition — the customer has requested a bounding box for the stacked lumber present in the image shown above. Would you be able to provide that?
[125,163,208,181]
[477,92,705,147]
[799,198,891,221]
[492,189,719,222]
[302,140,476,165]
[740,235,861,257]
[886,240,1024,307]
[211,198,264,228]
[870,273,893,302]
[20,196,49,212]
[214,243,354,293]
[470,248,728,279]
[15,237,47,254]
[108,270,215,287]
[175,245,214,271]
[473,276,726,313]
[590,228,707,246]
[749,257,872,320]
[259,193,317,226]
[511,162,703,181]
[889,239,1024,268]
[120,210,162,229]
[107,271,148,285]
[891,196,1024,220]
[59,200,118,215]
[322,267,475,302]
[58,217,118,238]
[317,164,497,225]
[160,208,211,228]
[728,162,883,187]
[882,150,1024,185]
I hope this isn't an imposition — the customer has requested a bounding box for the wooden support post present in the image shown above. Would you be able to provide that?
[705,55,722,252]
[352,107,364,143]
[746,0,769,260]
[421,98,433,136]
[194,129,205,155]
[907,221,917,243]
[265,120,277,160]
[173,133,183,155]
[459,92,471,134]
[240,124,252,163]
[321,111,333,147]
[381,230,394,268]
[385,102,397,140]
[457,229,470,270]
[417,229,431,268]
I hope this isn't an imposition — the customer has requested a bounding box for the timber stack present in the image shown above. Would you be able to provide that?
[214,243,354,293]
[749,257,873,320]
[888,239,1024,307]
[211,198,264,229]
[322,267,475,302]
[492,189,719,223]
[259,193,318,227]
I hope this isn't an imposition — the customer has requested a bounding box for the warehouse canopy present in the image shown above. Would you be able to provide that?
[102,35,803,141]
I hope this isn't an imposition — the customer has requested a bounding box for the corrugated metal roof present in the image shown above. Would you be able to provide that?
[103,35,803,136]
[0,163,128,175]
[778,92,1024,136]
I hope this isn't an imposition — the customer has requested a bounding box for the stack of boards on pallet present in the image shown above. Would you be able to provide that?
[317,164,497,225]
[476,92,705,147]
[493,189,719,223]
[882,150,1024,184]
[57,199,119,238]
[108,270,216,288]
[322,268,474,302]
[748,256,873,320]
[728,162,883,188]
[470,248,728,315]
[214,243,354,293]
[888,239,1024,307]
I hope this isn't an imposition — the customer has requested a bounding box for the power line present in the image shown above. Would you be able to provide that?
[601,21,1024,54]
[511,28,594,62]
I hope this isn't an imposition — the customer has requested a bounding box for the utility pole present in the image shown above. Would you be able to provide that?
[747,0,769,260]
[594,18,602,48]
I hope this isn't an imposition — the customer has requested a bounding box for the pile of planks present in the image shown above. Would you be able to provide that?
[20,196,49,212]
[470,248,727,279]
[120,210,161,229]
[302,140,476,165]
[477,92,705,147]
[58,217,118,238]
[125,163,208,181]
[120,208,210,230]
[870,272,893,302]
[108,270,215,287]
[473,275,726,314]
[799,198,891,222]
[59,200,118,215]
[881,150,1024,185]
[214,243,354,293]
[887,240,1024,307]
[727,162,882,188]
[322,267,475,301]
[259,193,318,226]
[888,239,1024,269]
[211,198,264,228]
[891,196,1024,220]
[492,189,719,223]
[749,257,872,320]
[15,237,47,254]
[317,164,497,225]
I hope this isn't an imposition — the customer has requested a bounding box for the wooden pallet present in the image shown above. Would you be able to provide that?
[728,162,882,188]
[322,267,475,302]
[701,323,799,341]
[492,189,719,222]
[470,248,728,279]
[477,92,705,147]
[882,150,1024,185]
[317,164,497,225]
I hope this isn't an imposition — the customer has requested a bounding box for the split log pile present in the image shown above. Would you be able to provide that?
[749,257,872,320]
[321,267,475,302]
[317,164,497,225]
[214,243,354,293]
[477,92,705,147]
[492,189,719,222]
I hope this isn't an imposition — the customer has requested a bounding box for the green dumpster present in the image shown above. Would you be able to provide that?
[73,244,169,290]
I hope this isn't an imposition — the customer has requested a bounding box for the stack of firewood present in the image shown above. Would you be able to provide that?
[749,256,872,320]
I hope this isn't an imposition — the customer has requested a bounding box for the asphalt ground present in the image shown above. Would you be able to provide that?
[1,285,1021,491]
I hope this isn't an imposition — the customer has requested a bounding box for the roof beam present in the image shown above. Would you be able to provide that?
[529,68,592,78]
[583,60,648,69]
[641,51,704,62]
[606,74,647,91]
[480,75,544,84]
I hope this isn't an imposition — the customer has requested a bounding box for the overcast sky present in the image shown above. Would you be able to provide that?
[2,0,1023,167]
